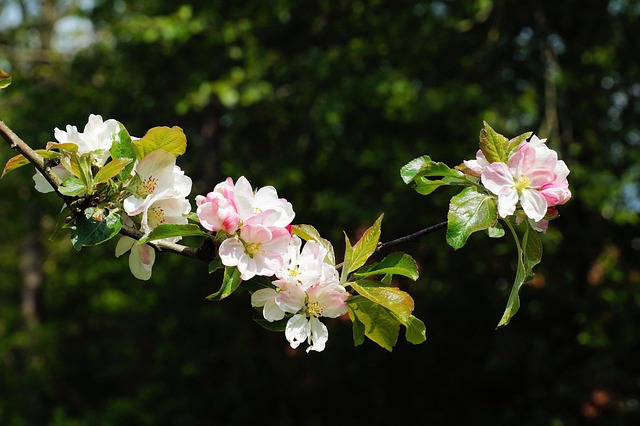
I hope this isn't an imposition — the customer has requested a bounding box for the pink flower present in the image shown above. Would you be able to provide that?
[196,175,295,234]
[195,177,240,234]
[481,141,569,222]
[218,224,292,280]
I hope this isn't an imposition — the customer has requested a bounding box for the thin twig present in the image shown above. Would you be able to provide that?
[376,221,448,252]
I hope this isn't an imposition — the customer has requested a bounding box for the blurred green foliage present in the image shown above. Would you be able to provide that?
[1,0,640,424]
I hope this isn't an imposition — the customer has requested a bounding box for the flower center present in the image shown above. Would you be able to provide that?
[149,206,166,225]
[306,301,324,318]
[245,241,264,257]
[514,173,531,193]
[136,175,159,197]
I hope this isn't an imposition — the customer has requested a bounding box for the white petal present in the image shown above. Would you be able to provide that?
[306,317,328,352]
[520,189,548,222]
[129,243,155,280]
[285,314,309,349]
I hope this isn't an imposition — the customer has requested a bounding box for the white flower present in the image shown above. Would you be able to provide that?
[233,176,295,227]
[123,149,192,218]
[276,236,336,289]
[285,314,328,353]
[54,114,119,166]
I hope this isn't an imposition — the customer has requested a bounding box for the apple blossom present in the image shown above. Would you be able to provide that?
[218,224,292,280]
[196,175,295,235]
[195,177,239,234]
[282,281,349,352]
[123,149,192,218]
[481,138,571,222]
[54,114,118,166]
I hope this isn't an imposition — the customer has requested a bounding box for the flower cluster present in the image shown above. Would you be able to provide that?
[197,177,349,352]
[34,114,192,280]
[196,176,295,280]
[464,135,571,231]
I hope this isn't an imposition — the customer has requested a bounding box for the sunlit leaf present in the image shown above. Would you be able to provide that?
[353,252,419,281]
[347,296,400,352]
[479,121,509,163]
[349,214,384,274]
[132,126,187,159]
[0,69,11,90]
[404,315,427,344]
[349,279,414,323]
[58,177,87,196]
[93,158,133,185]
[2,150,59,178]
[446,187,498,249]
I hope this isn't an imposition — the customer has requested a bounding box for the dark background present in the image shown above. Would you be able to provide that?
[1,1,639,424]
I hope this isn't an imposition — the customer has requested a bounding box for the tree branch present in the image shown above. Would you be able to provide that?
[1,119,446,268]
[376,221,448,252]
[0,119,213,262]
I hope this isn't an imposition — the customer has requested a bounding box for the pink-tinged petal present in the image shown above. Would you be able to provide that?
[481,162,514,195]
[129,244,155,281]
[274,281,307,313]
[540,184,572,206]
[218,238,244,267]
[306,317,328,352]
[285,314,310,349]
[520,188,548,222]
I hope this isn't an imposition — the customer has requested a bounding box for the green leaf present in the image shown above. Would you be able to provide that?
[404,315,427,344]
[292,224,335,265]
[400,155,464,185]
[351,312,366,346]
[413,177,452,195]
[486,222,505,238]
[58,177,87,196]
[1,150,59,178]
[132,126,187,159]
[347,296,400,352]
[446,187,498,249]
[109,124,137,180]
[70,208,123,251]
[497,222,544,328]
[208,257,223,274]
[0,69,11,90]
[349,214,384,274]
[93,158,133,185]
[505,131,533,158]
[479,121,510,163]
[340,232,354,285]
[46,142,79,153]
[137,223,208,244]
[254,317,289,332]
[353,252,419,281]
[206,266,242,301]
[349,279,414,323]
